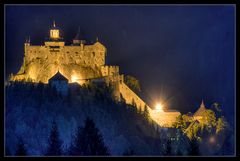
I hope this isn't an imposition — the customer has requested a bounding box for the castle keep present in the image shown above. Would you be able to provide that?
[10,22,180,127]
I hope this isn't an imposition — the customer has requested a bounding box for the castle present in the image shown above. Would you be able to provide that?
[10,22,180,127]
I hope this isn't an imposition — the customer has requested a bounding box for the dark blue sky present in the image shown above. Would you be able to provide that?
[5,5,235,124]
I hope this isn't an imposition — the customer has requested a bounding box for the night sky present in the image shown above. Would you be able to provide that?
[5,5,235,124]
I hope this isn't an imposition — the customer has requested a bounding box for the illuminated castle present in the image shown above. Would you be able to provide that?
[10,22,180,127]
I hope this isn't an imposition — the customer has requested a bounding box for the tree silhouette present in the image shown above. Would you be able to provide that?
[164,139,172,156]
[69,117,109,156]
[188,137,200,156]
[15,137,27,156]
[68,126,83,155]
[124,75,141,92]
[122,148,134,156]
[45,121,62,156]
[143,104,150,121]
[176,149,182,156]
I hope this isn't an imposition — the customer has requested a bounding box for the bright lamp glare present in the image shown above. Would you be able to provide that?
[71,75,78,83]
[209,136,215,144]
[155,103,163,112]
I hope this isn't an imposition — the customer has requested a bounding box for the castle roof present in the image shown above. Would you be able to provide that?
[93,41,105,51]
[194,100,206,117]
[74,27,85,40]
[50,21,60,30]
[49,71,68,82]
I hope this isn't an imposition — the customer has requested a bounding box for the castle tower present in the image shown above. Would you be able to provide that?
[193,100,207,120]
[24,36,30,58]
[50,21,60,40]
[45,21,65,46]
[24,36,30,47]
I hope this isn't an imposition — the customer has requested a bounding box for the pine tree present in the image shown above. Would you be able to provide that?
[122,148,134,156]
[143,104,150,121]
[176,149,182,156]
[70,117,109,156]
[164,139,172,156]
[45,121,62,156]
[68,126,83,155]
[15,137,27,156]
[188,137,200,156]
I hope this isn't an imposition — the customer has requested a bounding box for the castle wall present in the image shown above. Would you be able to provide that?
[62,45,105,67]
[24,46,47,62]
[150,111,180,127]
[12,42,107,83]
[117,77,180,127]
[119,81,150,112]
[45,41,65,46]
[24,44,106,68]
[101,66,119,77]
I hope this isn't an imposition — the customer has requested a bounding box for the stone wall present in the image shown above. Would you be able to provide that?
[118,81,151,112]
[116,77,180,127]
[150,110,181,127]
[101,66,119,77]
[11,41,106,83]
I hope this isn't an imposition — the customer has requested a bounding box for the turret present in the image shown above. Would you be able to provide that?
[24,36,30,46]
[45,21,64,46]
[24,36,30,54]
[73,27,86,46]
[50,21,60,40]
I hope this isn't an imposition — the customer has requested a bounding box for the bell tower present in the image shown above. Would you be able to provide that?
[45,21,64,46]
[50,21,60,40]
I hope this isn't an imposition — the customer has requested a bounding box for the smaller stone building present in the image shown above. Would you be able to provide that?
[48,71,69,96]
[193,100,207,121]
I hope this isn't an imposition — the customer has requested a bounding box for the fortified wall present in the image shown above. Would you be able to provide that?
[116,77,180,127]
[119,81,148,112]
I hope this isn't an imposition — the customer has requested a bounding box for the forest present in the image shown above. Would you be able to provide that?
[5,81,234,156]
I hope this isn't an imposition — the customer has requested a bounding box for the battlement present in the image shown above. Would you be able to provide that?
[101,66,119,77]
[44,41,65,46]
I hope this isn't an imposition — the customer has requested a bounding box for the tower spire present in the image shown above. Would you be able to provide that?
[74,26,80,40]
[201,100,205,107]
[53,20,56,27]
[73,26,86,45]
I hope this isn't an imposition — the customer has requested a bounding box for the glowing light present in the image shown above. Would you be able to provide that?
[50,30,59,39]
[71,75,79,83]
[155,103,164,112]
[71,74,85,85]
[209,136,215,144]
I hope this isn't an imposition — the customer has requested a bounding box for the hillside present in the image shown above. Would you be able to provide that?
[6,82,178,156]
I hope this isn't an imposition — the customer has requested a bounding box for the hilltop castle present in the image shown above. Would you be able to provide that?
[10,22,180,127]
